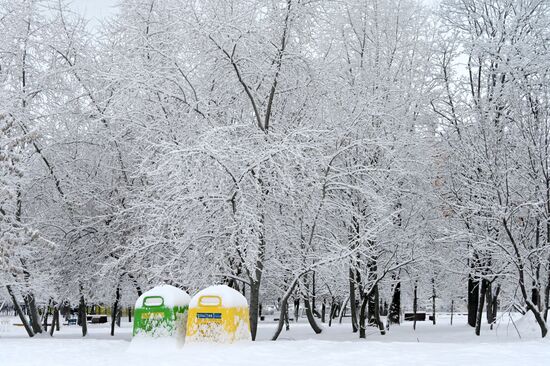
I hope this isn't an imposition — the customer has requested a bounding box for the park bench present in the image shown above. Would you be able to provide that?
[404,312,426,321]
[87,315,108,324]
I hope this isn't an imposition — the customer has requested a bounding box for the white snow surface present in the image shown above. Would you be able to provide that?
[514,311,544,338]
[189,285,248,308]
[129,333,185,351]
[1,314,549,366]
[134,284,191,308]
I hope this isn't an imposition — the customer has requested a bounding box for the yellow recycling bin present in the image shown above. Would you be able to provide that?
[186,285,251,343]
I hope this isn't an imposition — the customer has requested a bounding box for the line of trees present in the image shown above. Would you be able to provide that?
[1,0,549,339]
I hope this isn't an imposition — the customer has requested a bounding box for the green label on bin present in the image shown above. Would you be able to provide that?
[197,313,222,319]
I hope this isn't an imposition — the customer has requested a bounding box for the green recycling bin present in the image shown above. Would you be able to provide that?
[132,285,191,339]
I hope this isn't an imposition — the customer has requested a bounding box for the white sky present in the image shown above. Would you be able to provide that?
[69,0,118,22]
[69,0,440,20]
[67,0,441,28]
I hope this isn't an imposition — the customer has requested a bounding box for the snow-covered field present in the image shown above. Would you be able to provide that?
[1,314,548,366]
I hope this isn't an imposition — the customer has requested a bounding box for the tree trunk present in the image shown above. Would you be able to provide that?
[24,296,30,316]
[467,274,479,327]
[249,196,266,341]
[249,281,260,341]
[127,272,143,297]
[349,267,358,332]
[128,307,132,323]
[49,307,59,336]
[388,280,401,325]
[544,279,549,322]
[284,301,290,331]
[26,293,43,334]
[321,300,326,323]
[111,286,120,336]
[413,281,418,331]
[532,286,541,311]
[369,285,385,335]
[367,287,377,326]
[43,299,52,333]
[56,306,60,331]
[6,285,34,337]
[294,298,300,322]
[545,255,550,322]
[490,284,500,329]
[475,279,488,336]
[365,255,384,335]
[43,306,49,333]
[359,294,368,338]
[303,296,322,334]
[312,271,317,315]
[339,297,349,324]
[328,299,335,327]
[272,279,300,341]
[431,278,436,325]
[503,217,548,337]
[79,294,87,337]
[486,281,493,324]
[272,297,288,340]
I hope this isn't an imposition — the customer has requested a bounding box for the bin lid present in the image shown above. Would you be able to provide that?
[189,285,248,308]
[135,284,191,309]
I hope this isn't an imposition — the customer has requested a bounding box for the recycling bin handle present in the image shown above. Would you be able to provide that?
[143,296,164,307]
[199,295,222,307]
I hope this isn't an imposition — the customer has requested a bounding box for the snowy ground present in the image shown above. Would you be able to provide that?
[0,314,548,366]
